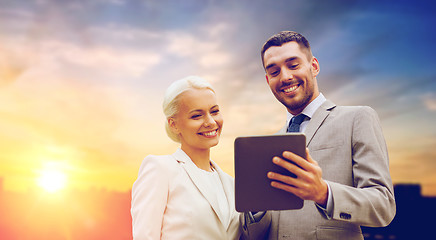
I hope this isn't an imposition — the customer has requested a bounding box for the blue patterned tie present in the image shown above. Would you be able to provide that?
[287,114,307,133]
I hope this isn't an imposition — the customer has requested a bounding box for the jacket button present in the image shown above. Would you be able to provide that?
[340,212,351,220]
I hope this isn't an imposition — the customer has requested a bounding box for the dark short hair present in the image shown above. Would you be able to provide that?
[261,31,312,68]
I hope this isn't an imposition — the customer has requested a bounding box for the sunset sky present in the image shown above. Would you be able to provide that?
[1,0,435,196]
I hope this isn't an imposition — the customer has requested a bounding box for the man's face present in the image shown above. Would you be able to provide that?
[263,41,320,115]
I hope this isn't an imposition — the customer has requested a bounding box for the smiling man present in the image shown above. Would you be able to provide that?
[263,39,320,116]
[240,31,396,240]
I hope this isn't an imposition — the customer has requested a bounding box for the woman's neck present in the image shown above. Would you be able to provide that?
[181,146,212,172]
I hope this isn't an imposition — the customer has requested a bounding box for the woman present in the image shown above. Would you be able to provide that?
[131,76,241,239]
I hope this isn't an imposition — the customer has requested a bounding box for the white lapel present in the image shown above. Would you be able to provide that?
[210,160,233,229]
[172,149,226,226]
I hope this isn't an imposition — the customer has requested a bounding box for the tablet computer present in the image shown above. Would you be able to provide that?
[234,133,306,212]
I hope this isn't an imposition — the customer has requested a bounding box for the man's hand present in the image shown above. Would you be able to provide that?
[267,148,328,206]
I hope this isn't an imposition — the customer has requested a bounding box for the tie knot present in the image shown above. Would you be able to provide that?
[287,114,307,133]
[291,114,307,125]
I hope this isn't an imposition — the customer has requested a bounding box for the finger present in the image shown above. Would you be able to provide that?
[270,181,299,195]
[267,171,298,186]
[282,151,311,170]
[281,151,323,184]
[304,148,317,164]
[272,156,303,176]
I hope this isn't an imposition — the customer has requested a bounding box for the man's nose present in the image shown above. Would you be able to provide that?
[281,67,293,82]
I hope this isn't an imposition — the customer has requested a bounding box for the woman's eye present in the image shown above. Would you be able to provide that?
[191,114,201,119]
[211,109,219,115]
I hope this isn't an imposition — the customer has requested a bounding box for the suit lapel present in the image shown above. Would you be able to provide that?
[173,149,226,226]
[305,100,336,146]
[277,100,336,146]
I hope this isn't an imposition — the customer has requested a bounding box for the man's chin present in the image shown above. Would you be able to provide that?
[283,100,307,112]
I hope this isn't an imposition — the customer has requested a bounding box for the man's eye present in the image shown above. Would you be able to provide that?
[289,64,299,69]
[269,70,280,76]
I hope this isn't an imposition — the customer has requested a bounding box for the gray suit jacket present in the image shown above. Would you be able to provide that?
[241,100,396,240]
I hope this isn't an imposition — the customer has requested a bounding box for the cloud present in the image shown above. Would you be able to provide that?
[166,30,232,69]
[43,40,162,77]
[1,0,435,193]
[0,55,28,87]
[389,135,436,185]
[423,93,436,111]
[0,28,168,175]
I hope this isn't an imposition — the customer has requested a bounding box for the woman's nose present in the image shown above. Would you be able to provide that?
[203,114,216,127]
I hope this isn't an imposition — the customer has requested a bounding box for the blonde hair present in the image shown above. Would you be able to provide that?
[162,76,215,142]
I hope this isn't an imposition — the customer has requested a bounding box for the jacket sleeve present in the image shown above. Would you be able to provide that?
[329,106,396,227]
[131,156,169,240]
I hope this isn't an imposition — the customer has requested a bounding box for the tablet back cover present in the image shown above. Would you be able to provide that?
[234,134,305,212]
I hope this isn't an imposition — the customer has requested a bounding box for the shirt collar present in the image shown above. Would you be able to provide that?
[286,93,326,122]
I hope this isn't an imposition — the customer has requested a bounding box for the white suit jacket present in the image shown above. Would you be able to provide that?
[131,148,241,240]
[241,100,396,240]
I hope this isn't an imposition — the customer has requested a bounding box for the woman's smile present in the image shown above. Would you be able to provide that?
[198,129,219,138]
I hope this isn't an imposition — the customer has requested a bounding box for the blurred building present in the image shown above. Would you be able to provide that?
[362,184,436,240]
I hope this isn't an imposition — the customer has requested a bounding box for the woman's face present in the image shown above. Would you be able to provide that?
[170,88,223,152]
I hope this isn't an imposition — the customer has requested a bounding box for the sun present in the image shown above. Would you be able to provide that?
[37,168,67,193]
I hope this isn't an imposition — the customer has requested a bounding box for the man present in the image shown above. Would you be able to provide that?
[240,31,396,239]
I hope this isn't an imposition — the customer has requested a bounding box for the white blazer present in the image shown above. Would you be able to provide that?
[131,148,241,240]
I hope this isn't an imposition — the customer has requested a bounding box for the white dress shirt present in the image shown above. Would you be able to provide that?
[285,93,333,216]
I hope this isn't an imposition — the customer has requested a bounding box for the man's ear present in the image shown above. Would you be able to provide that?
[265,75,269,84]
[311,57,320,77]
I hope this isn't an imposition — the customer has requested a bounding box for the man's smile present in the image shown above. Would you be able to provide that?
[282,83,300,94]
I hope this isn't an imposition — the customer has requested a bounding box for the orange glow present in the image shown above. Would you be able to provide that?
[37,168,67,193]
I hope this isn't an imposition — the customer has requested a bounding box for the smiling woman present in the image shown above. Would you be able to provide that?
[36,167,67,193]
[131,76,241,239]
